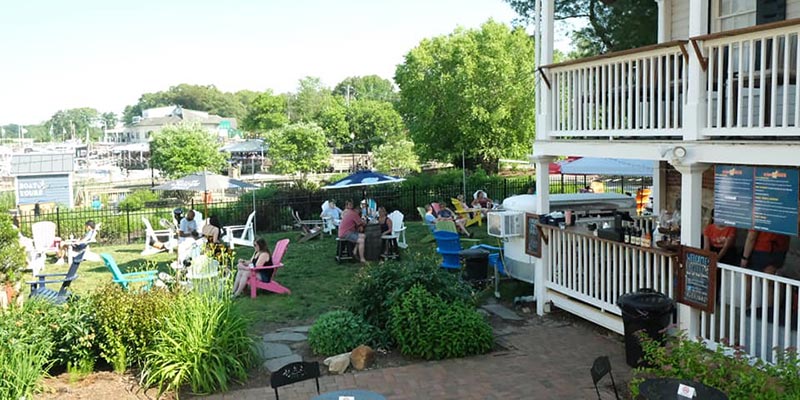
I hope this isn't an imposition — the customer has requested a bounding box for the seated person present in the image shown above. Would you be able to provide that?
[320,200,343,224]
[377,207,394,254]
[203,215,230,258]
[436,202,471,237]
[471,190,494,214]
[232,237,272,297]
[424,204,437,230]
[56,220,96,264]
[339,200,367,263]
[179,210,200,241]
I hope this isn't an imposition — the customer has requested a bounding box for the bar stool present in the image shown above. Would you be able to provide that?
[381,235,399,260]
[335,238,354,263]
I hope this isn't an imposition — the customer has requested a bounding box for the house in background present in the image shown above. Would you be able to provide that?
[116,105,237,143]
[530,0,800,365]
[11,153,74,210]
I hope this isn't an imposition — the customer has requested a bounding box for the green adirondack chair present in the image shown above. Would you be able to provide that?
[100,253,158,290]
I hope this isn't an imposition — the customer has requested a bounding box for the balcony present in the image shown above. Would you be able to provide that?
[541,19,800,140]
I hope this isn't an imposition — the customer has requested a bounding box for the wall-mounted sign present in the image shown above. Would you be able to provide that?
[16,174,71,206]
[714,165,798,236]
[677,246,717,313]
[525,213,542,258]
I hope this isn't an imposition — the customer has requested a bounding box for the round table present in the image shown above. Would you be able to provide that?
[638,378,728,400]
[312,389,385,400]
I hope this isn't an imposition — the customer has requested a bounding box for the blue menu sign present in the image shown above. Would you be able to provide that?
[714,165,754,229]
[753,167,799,236]
[714,165,799,236]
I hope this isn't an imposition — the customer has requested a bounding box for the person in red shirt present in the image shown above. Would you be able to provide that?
[702,210,738,265]
[741,230,790,273]
[338,200,367,263]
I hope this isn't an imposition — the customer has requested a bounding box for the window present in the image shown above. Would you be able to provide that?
[717,0,756,31]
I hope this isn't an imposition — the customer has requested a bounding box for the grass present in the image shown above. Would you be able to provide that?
[26,221,502,331]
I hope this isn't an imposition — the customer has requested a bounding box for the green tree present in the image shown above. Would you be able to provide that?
[504,0,657,56]
[101,112,118,130]
[122,84,252,124]
[45,108,101,141]
[289,77,333,123]
[333,75,398,103]
[241,90,289,133]
[346,99,405,153]
[395,20,536,172]
[373,138,420,176]
[265,123,331,176]
[149,122,228,179]
[316,97,350,148]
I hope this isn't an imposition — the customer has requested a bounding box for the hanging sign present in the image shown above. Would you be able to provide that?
[677,246,717,313]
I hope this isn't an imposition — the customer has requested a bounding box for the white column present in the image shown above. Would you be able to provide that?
[533,155,555,316]
[671,161,709,335]
[684,0,710,141]
[651,160,666,216]
[656,0,672,43]
[537,0,554,141]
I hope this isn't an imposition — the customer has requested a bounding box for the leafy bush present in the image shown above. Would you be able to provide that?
[632,330,800,399]
[140,289,255,396]
[48,297,99,370]
[0,213,26,285]
[388,284,493,360]
[92,284,176,368]
[348,253,474,330]
[308,310,378,356]
[119,189,160,211]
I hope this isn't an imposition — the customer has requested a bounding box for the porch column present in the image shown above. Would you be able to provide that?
[671,161,710,335]
[652,161,666,215]
[536,0,554,142]
[656,0,672,43]
[534,155,555,316]
[684,0,710,141]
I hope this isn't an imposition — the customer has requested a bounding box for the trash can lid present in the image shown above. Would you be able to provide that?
[618,290,674,316]
[459,248,490,258]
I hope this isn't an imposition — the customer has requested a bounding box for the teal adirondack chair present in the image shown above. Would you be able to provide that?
[100,253,159,290]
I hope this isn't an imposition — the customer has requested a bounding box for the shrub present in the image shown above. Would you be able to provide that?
[388,284,493,360]
[140,289,255,397]
[92,284,176,368]
[308,310,378,356]
[632,330,800,399]
[0,300,55,399]
[0,213,26,286]
[119,189,160,211]
[348,253,474,330]
[48,296,99,370]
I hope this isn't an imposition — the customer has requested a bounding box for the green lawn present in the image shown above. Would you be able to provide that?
[28,221,501,331]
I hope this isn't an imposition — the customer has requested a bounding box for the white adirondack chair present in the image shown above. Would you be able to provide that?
[32,221,59,261]
[81,222,102,262]
[388,210,407,249]
[320,201,339,236]
[20,233,44,276]
[222,211,255,249]
[142,217,175,255]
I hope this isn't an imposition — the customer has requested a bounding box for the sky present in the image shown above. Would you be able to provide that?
[0,0,572,125]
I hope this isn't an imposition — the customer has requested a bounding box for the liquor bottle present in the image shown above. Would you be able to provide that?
[624,226,631,244]
[652,221,660,247]
[633,227,641,246]
[642,231,651,248]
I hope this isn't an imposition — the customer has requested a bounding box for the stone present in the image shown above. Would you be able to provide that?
[350,345,376,370]
[476,308,491,318]
[521,307,531,314]
[257,342,292,360]
[263,354,302,372]
[481,303,523,321]
[323,352,351,374]
[263,332,307,342]
[277,325,312,333]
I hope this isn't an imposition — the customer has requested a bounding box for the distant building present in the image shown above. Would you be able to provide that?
[108,105,238,143]
[11,153,74,208]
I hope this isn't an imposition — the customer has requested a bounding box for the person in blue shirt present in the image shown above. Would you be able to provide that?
[320,200,343,222]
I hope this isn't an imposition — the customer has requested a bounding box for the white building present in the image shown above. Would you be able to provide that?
[108,105,237,143]
[530,0,800,364]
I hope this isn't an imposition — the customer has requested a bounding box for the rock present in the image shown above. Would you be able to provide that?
[263,332,307,342]
[476,308,491,318]
[257,342,293,360]
[521,307,531,314]
[263,354,302,372]
[350,345,376,370]
[323,352,351,374]
[277,325,312,333]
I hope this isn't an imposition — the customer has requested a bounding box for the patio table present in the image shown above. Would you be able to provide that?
[638,378,727,400]
[312,389,385,400]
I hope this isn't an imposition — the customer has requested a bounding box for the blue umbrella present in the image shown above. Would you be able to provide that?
[321,170,405,189]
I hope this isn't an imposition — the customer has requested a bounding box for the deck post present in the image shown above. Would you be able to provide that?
[685,0,710,140]
[656,0,672,43]
[533,155,555,316]
[536,0,554,142]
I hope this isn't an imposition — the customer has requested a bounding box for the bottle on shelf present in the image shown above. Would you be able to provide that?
[642,231,651,248]
[624,225,631,244]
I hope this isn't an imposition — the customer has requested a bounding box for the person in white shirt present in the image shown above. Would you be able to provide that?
[179,210,199,241]
[320,200,343,224]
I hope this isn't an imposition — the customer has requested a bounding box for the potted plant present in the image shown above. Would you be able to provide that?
[0,213,28,309]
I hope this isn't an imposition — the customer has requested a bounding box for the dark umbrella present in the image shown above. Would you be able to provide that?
[321,170,405,189]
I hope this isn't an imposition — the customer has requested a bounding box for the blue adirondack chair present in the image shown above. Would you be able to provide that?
[470,244,507,276]
[27,251,84,304]
[434,231,462,270]
[100,253,158,290]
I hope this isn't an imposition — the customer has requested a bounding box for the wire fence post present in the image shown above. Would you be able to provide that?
[126,209,131,244]
[412,185,417,213]
[55,207,61,238]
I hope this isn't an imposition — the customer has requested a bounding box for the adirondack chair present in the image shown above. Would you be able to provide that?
[32,221,59,260]
[247,238,291,298]
[186,255,221,293]
[320,201,338,236]
[452,198,482,227]
[81,222,102,262]
[142,217,174,255]
[417,206,436,243]
[222,211,256,249]
[100,253,158,291]
[20,233,45,276]
[384,210,407,248]
[435,220,480,248]
[434,231,462,270]
[28,250,84,304]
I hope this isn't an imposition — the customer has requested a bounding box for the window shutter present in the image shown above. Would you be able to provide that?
[757,0,786,25]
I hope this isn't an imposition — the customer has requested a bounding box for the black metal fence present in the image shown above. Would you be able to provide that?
[15,174,651,243]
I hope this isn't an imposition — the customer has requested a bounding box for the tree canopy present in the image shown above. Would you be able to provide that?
[265,123,331,176]
[373,138,420,176]
[241,90,289,133]
[333,75,398,103]
[45,108,101,141]
[288,77,334,123]
[122,84,251,124]
[149,122,228,179]
[395,20,536,172]
[504,0,657,56]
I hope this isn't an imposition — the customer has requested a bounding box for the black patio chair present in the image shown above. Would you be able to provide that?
[270,361,320,400]
[591,356,620,400]
[27,250,85,305]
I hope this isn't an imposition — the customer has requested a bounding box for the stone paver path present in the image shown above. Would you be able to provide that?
[198,311,632,400]
[259,326,308,373]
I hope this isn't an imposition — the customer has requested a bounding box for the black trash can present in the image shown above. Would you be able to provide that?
[459,248,489,281]
[617,289,675,368]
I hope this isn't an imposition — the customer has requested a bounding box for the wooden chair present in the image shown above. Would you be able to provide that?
[452,198,482,227]
[100,253,159,291]
[434,231,462,270]
[590,356,620,400]
[142,217,174,255]
[270,361,320,400]
[435,221,479,248]
[247,239,291,298]
[27,250,84,304]
[222,211,256,249]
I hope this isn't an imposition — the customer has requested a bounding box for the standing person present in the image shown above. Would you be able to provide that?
[703,209,738,265]
[742,229,790,305]
[232,237,272,297]
[338,200,367,263]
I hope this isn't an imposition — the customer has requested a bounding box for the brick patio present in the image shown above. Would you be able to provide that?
[198,311,632,400]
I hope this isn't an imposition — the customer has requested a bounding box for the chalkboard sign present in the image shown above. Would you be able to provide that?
[677,247,717,313]
[525,213,542,258]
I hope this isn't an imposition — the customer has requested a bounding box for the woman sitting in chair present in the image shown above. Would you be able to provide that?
[377,207,394,255]
[203,215,230,259]
[233,237,272,297]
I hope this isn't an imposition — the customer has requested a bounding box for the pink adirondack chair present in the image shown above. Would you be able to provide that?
[248,239,291,298]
